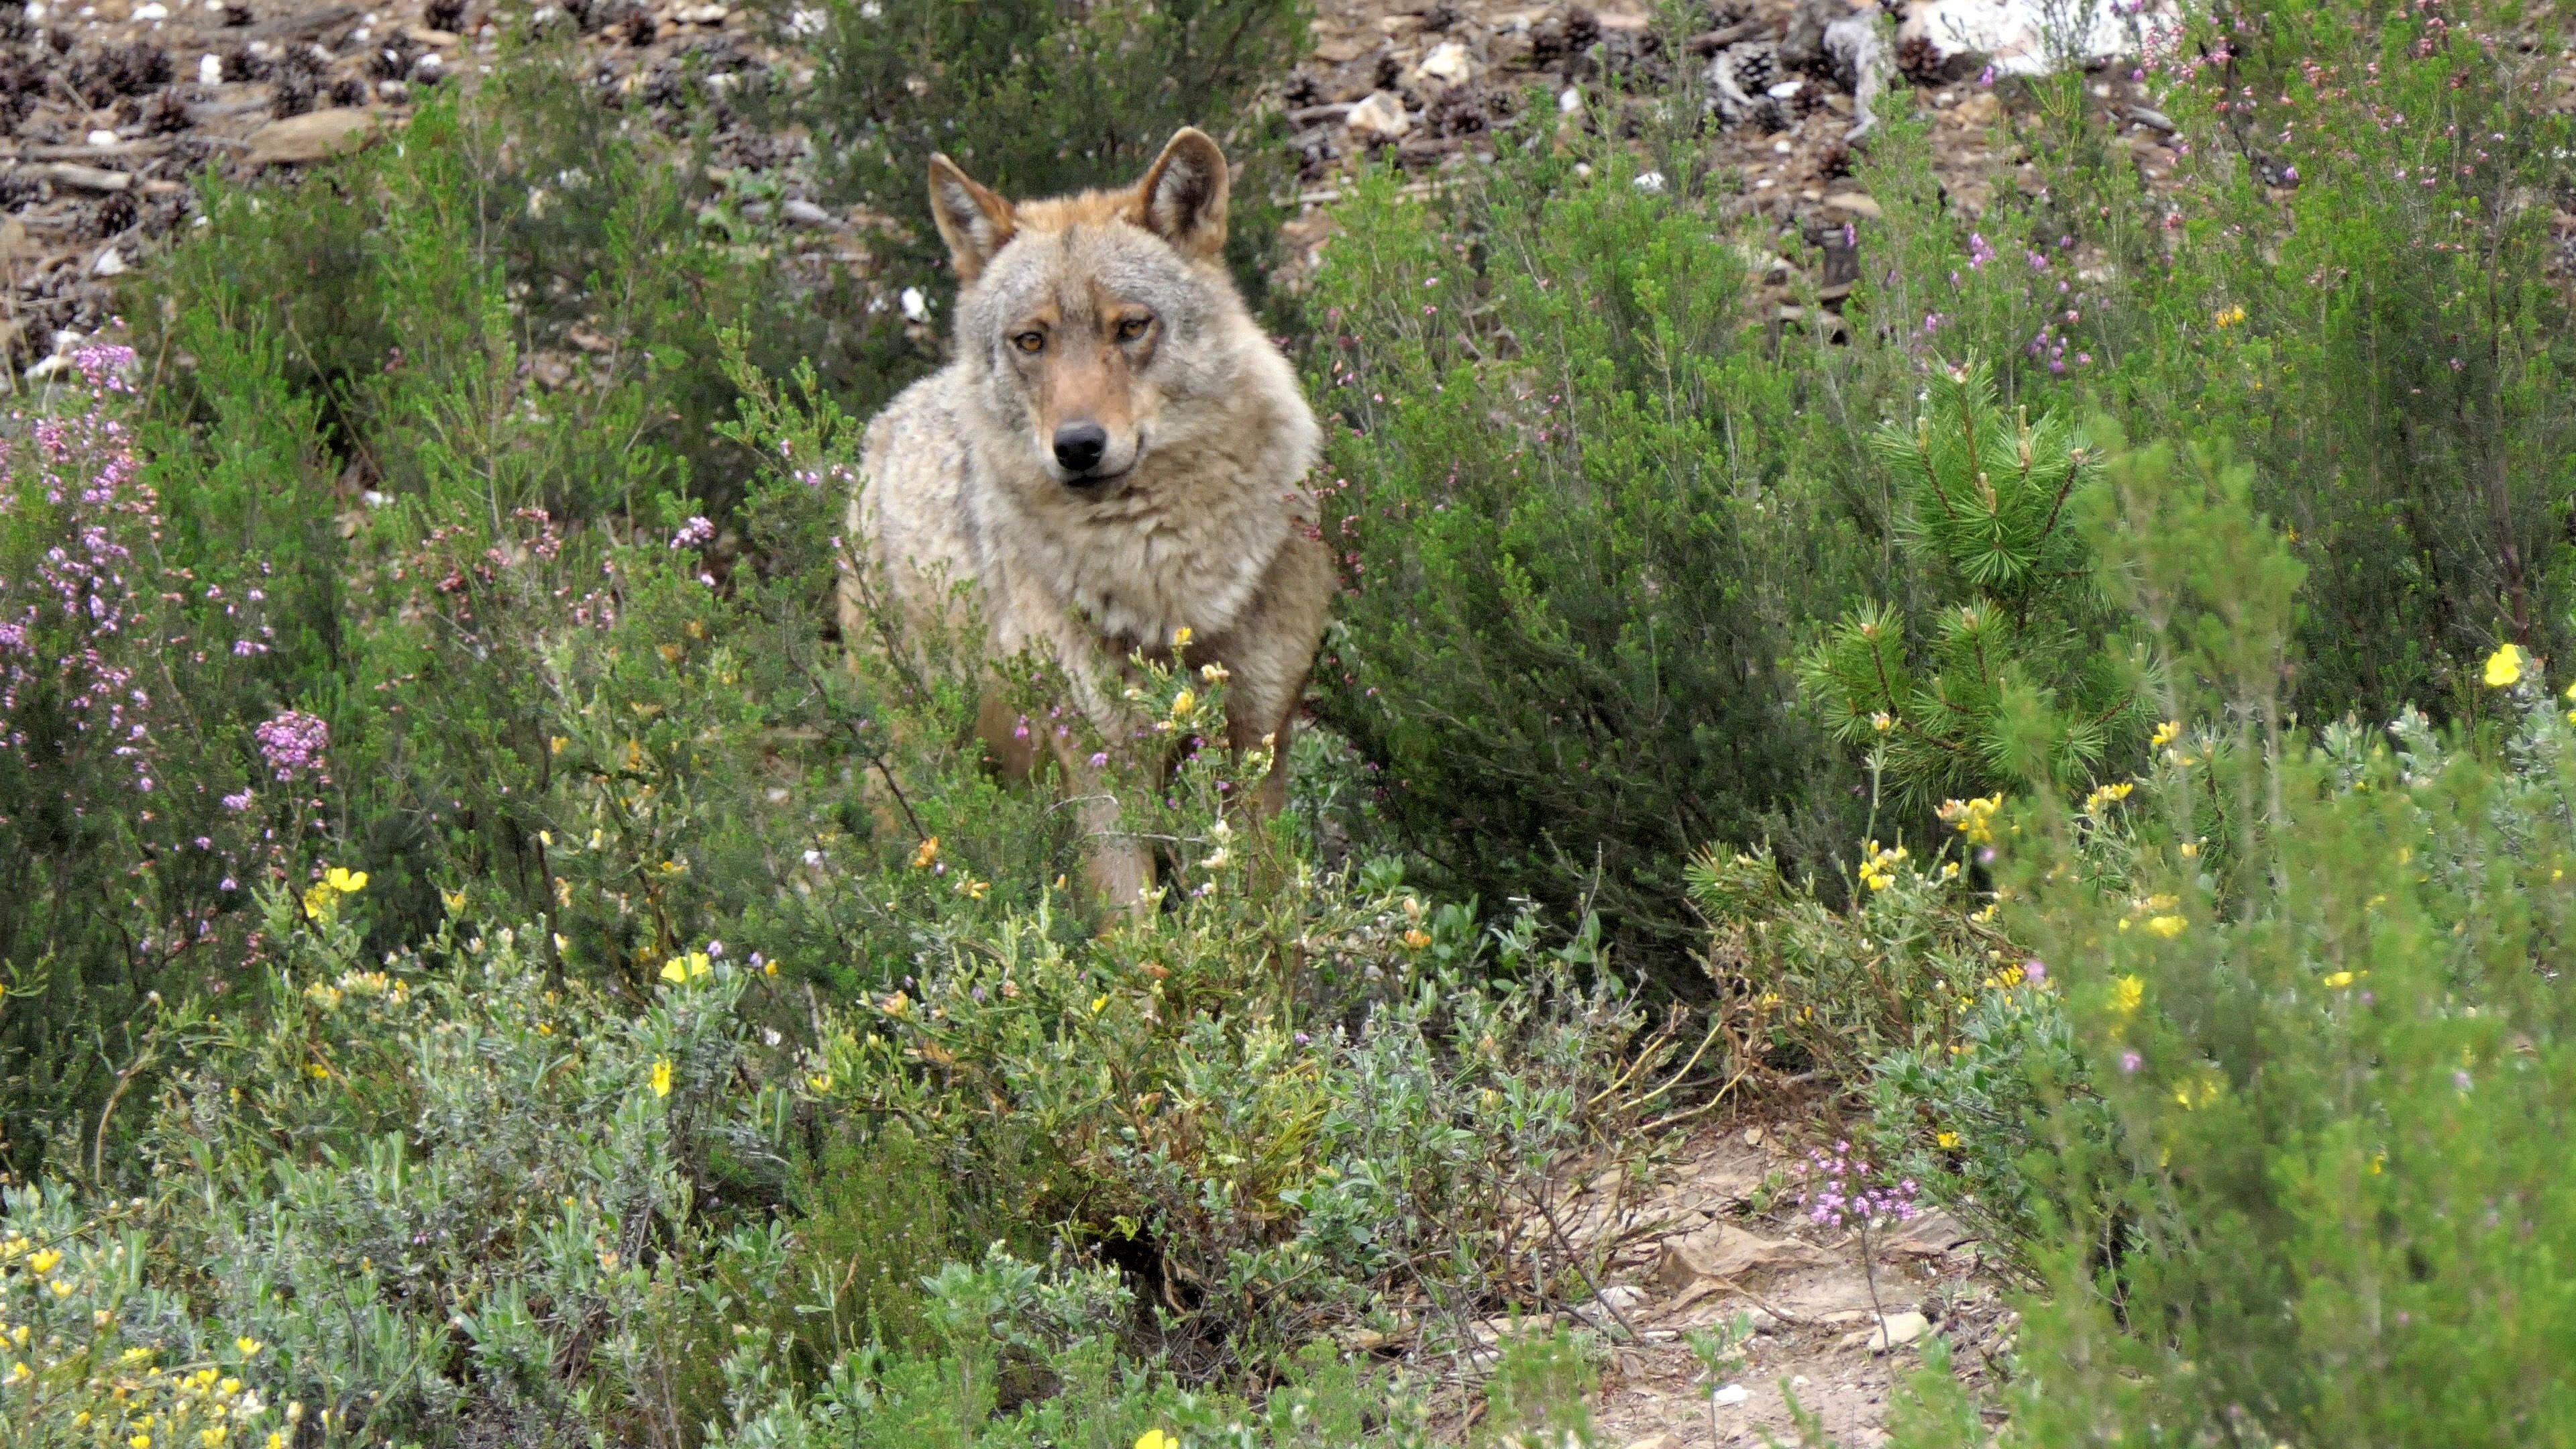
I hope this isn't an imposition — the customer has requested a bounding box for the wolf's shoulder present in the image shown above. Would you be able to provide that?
[863,366,973,479]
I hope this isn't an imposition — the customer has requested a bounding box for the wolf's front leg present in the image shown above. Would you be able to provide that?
[1049,731,1159,924]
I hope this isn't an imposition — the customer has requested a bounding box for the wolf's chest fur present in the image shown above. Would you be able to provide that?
[971,428,1297,653]
[859,362,1313,666]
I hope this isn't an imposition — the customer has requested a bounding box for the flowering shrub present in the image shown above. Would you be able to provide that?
[0,341,329,1167]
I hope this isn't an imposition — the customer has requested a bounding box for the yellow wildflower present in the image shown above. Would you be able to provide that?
[1935,1131,1960,1150]
[1090,995,1110,1015]
[2112,975,2144,1016]
[1870,710,1894,733]
[881,991,909,1018]
[2150,720,2181,748]
[912,837,941,870]
[2145,914,2188,938]
[808,1073,833,1093]
[2485,642,2526,688]
[235,1338,263,1359]
[1401,928,1433,951]
[1201,661,1230,683]
[1938,794,2004,846]
[48,1279,72,1299]
[1171,627,1193,650]
[650,1059,674,1099]
[1170,690,1197,719]
[324,867,368,894]
[1137,1431,1179,1449]
[28,1248,60,1275]
[2083,781,2134,813]
[2322,971,2355,988]
[658,951,712,985]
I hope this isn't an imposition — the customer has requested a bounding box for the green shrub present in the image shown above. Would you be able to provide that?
[1799,362,2146,808]
[1864,413,2576,1445]
[1307,140,1875,963]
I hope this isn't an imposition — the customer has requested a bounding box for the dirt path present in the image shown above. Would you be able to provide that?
[1547,1120,2015,1446]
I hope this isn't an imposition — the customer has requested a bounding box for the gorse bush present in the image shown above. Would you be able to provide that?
[1880,435,2576,1447]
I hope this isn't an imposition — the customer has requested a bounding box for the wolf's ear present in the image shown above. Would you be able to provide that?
[1132,128,1230,260]
[927,154,1016,282]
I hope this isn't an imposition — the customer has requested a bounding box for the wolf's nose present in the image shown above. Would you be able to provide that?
[1053,423,1109,474]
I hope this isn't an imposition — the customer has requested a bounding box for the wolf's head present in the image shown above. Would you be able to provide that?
[927,129,1260,496]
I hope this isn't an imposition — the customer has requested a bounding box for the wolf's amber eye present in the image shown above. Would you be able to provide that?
[1012,332,1044,354]
[1116,317,1151,343]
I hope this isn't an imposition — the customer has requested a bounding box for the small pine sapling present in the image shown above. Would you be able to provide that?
[1801,358,2145,807]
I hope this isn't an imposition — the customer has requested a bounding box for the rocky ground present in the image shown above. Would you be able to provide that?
[0,0,2242,378]
[1466,1116,2012,1446]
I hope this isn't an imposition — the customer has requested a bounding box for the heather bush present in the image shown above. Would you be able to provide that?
[1306,138,1877,963]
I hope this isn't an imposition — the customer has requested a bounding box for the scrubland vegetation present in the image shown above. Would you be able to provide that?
[4,0,2575,1442]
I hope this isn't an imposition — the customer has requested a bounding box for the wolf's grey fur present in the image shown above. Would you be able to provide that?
[842,129,1333,914]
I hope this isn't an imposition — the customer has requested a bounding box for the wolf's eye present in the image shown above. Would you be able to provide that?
[1116,317,1152,343]
[1012,332,1044,354]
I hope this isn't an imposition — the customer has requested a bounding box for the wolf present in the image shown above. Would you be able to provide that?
[840,128,1334,914]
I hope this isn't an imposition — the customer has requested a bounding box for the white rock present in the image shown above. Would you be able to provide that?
[1771,138,1792,154]
[1632,169,1665,194]
[1411,39,1477,87]
[199,52,222,84]
[133,2,167,17]
[1899,0,2179,78]
[1345,90,1413,143]
[786,6,823,32]
[1711,1383,1752,1406]
[1557,85,1582,115]
[1766,78,1803,99]
[899,286,929,324]
[92,248,127,276]
[87,128,119,146]
[1869,1310,1932,1352]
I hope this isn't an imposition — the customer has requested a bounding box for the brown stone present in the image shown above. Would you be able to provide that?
[246,109,384,166]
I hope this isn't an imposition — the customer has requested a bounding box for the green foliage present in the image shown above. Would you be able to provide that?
[1799,362,2144,806]
[1875,414,2576,1446]
[786,0,1307,307]
[1307,140,1874,963]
